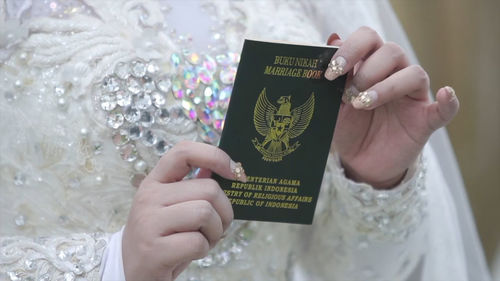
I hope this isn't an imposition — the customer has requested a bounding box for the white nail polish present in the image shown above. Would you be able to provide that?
[325,56,346,81]
[352,90,377,109]
[445,86,456,101]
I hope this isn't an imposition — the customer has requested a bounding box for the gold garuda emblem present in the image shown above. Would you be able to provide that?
[252,88,315,162]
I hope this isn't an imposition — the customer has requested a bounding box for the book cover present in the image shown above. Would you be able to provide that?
[213,39,346,224]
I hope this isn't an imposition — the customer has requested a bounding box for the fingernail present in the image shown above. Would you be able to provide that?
[352,90,377,109]
[327,33,340,45]
[230,160,247,183]
[325,56,346,81]
[445,86,456,101]
[342,85,360,104]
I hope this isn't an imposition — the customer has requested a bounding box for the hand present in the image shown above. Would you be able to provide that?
[122,141,245,281]
[325,27,459,189]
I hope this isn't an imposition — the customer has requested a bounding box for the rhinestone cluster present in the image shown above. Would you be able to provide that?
[195,222,255,268]
[96,52,239,181]
[337,156,427,243]
[170,50,239,140]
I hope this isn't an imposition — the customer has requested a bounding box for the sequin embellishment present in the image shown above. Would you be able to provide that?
[96,53,239,181]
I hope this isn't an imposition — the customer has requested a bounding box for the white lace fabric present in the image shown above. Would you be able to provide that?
[0,233,108,281]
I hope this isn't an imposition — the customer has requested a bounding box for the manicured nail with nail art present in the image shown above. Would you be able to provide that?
[230,160,247,183]
[352,90,377,109]
[342,85,360,104]
[325,56,346,81]
[445,86,456,101]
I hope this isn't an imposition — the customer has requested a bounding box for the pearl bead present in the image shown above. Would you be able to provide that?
[134,160,148,173]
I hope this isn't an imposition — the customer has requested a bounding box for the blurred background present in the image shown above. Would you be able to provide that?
[390,0,500,276]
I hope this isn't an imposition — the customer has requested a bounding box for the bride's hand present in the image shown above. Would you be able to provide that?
[122,141,243,281]
[325,27,459,189]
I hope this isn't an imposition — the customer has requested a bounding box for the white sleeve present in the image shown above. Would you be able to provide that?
[100,227,126,281]
[328,149,427,280]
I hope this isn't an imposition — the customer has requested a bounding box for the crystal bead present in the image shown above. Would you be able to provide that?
[7,271,20,281]
[116,91,132,107]
[142,130,157,147]
[38,274,50,281]
[73,264,83,275]
[198,255,214,268]
[197,107,213,126]
[14,215,25,226]
[155,108,170,124]
[130,60,147,77]
[120,144,138,162]
[183,66,200,89]
[143,80,156,94]
[102,76,120,93]
[156,77,172,93]
[134,93,152,110]
[218,86,232,108]
[185,52,201,65]
[171,53,182,68]
[171,79,184,99]
[198,123,219,144]
[128,126,143,140]
[24,259,35,271]
[100,94,117,111]
[127,77,142,94]
[54,84,66,96]
[181,99,197,121]
[58,250,69,260]
[217,251,231,266]
[112,130,129,146]
[146,61,159,75]
[123,107,141,123]
[212,110,225,131]
[139,111,154,127]
[14,172,26,186]
[114,62,130,79]
[64,272,75,281]
[134,160,148,173]
[151,92,166,107]
[202,55,217,72]
[154,139,170,156]
[220,66,237,84]
[197,67,213,84]
[107,113,124,129]
[216,52,240,66]
[57,97,67,109]
[227,52,240,64]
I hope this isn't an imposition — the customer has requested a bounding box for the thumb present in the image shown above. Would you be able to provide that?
[425,86,460,132]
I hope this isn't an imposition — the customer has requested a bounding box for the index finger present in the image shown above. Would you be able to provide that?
[325,26,384,81]
[146,141,247,184]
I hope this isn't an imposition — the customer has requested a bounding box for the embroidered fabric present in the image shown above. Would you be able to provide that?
[0,233,108,281]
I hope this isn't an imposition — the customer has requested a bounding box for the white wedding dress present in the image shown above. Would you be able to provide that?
[0,1,491,280]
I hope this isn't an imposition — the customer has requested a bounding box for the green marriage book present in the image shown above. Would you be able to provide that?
[213,39,346,224]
